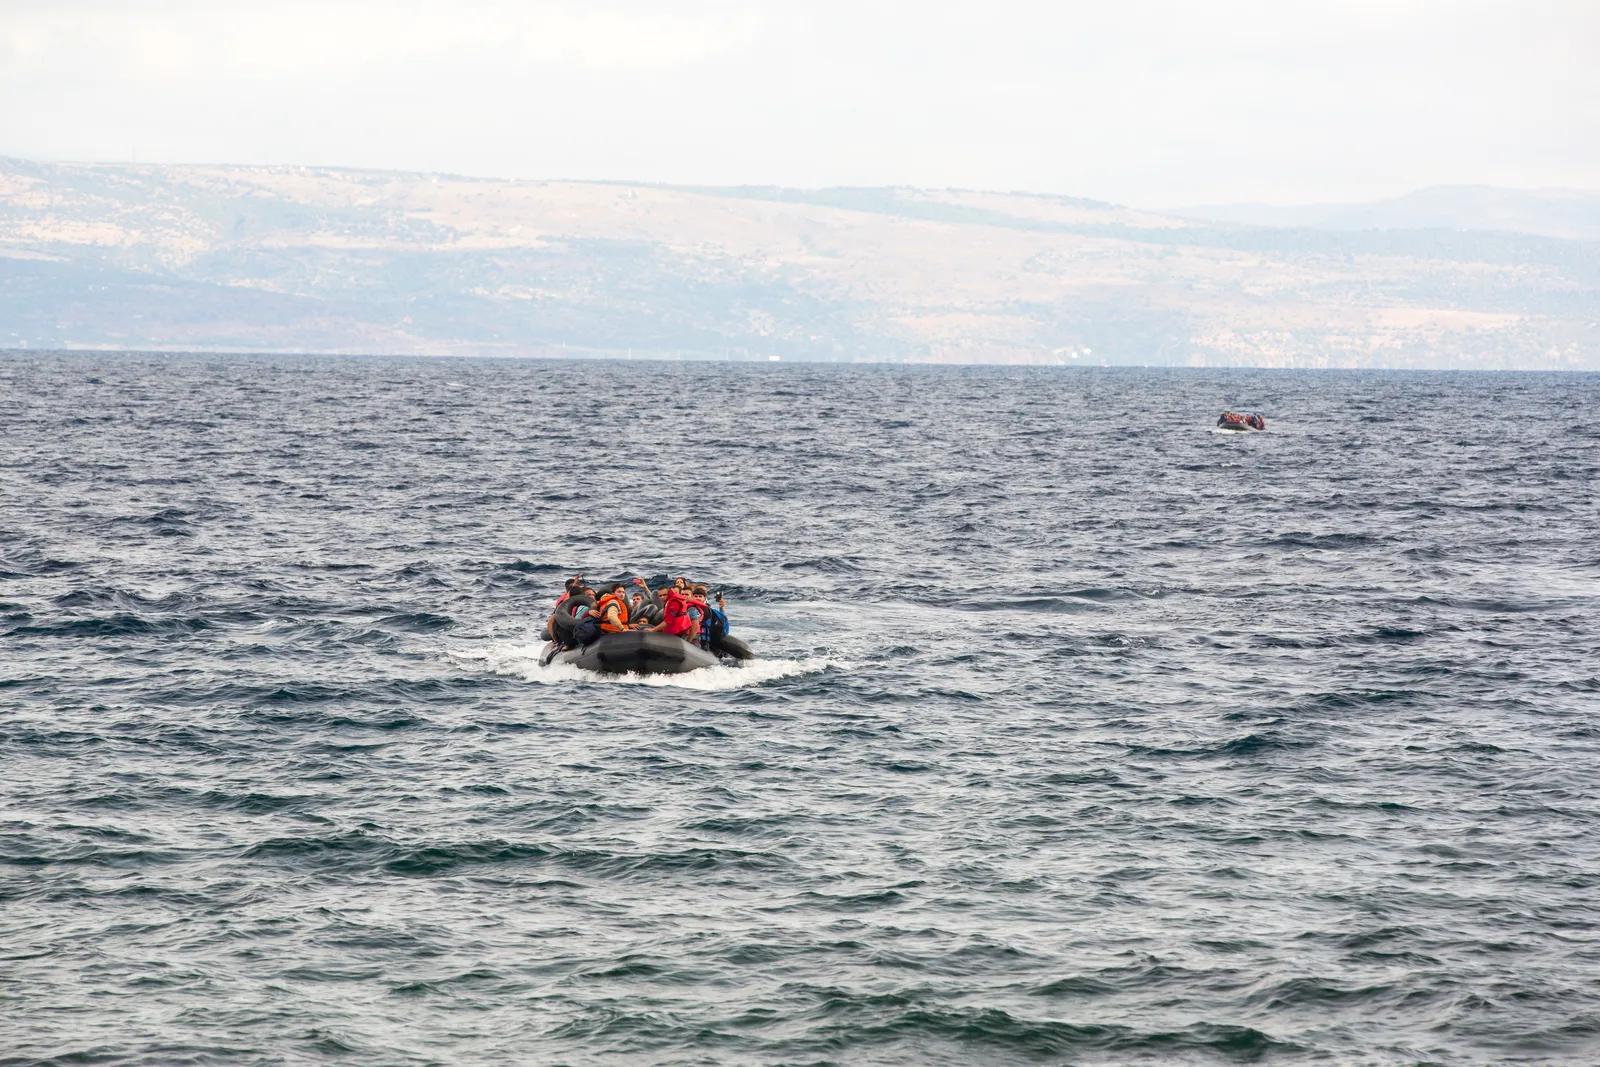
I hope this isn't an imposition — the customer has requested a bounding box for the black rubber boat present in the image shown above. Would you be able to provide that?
[538,630,755,675]
[1217,411,1266,431]
[541,582,755,675]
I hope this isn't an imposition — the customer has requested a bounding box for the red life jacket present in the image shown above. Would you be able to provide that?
[660,590,697,637]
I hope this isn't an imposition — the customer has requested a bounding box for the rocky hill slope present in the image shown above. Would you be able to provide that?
[2,158,1595,368]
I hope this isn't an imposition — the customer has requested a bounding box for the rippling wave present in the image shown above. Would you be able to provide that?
[3,352,1598,1065]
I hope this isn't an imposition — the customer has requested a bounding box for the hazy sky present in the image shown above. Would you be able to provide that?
[1,0,1595,206]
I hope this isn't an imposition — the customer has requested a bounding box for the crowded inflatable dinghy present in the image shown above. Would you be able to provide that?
[539,573,754,675]
[1217,411,1267,431]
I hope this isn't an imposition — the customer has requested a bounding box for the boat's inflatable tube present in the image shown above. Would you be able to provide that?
[713,634,755,661]
[545,592,594,643]
[539,630,723,675]
[550,608,575,644]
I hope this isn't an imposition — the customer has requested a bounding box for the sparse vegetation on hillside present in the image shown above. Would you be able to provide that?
[1,159,1594,369]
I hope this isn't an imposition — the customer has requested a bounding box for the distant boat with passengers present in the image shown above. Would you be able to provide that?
[1217,411,1267,431]
[539,574,754,675]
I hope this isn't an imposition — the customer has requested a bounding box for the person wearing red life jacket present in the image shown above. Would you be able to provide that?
[653,585,699,641]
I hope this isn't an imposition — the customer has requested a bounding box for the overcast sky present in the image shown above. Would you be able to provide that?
[1,0,1595,206]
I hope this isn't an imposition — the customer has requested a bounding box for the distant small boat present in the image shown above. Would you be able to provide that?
[1217,411,1266,431]
[541,587,755,675]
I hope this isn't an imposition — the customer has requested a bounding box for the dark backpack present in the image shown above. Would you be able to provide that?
[572,615,602,646]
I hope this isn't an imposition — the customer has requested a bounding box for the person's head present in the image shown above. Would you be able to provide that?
[608,583,625,596]
[564,577,581,594]
[693,584,708,597]
[581,587,596,599]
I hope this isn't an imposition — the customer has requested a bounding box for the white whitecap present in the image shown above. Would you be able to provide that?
[456,639,830,691]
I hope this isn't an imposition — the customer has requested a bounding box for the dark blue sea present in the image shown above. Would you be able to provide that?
[3,352,1599,1066]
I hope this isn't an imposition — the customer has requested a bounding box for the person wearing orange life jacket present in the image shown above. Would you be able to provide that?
[594,583,635,634]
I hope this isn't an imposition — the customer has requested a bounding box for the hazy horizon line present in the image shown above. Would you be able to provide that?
[7,151,1598,213]
[6,346,1595,377]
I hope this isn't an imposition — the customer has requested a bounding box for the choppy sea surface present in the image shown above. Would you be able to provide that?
[3,352,1599,1066]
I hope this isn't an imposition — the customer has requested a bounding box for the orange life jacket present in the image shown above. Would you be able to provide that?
[596,592,630,633]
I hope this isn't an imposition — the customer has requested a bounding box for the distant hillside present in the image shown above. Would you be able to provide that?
[1,158,1595,369]
[1175,185,1600,243]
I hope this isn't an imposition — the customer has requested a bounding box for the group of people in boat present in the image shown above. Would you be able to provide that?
[1217,411,1267,431]
[545,574,731,651]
